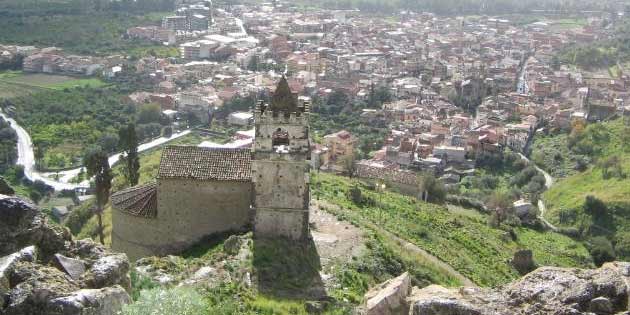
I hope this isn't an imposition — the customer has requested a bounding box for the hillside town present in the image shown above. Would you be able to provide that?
[2,1,628,202]
[2,0,630,314]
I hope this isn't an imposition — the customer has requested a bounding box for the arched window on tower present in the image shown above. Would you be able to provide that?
[272,128,290,147]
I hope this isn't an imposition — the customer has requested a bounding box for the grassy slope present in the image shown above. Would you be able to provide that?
[531,133,581,178]
[542,119,630,247]
[314,173,592,286]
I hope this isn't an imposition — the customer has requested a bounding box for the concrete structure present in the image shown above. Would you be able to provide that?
[319,130,357,172]
[228,112,253,126]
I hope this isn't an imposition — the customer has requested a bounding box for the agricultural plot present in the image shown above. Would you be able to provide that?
[0,71,107,91]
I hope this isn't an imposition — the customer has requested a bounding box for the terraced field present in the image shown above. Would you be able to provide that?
[0,71,107,93]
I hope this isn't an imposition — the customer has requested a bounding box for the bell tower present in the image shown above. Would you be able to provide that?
[252,77,311,240]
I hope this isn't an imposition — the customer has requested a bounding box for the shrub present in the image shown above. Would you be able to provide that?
[615,232,630,260]
[584,195,608,216]
[348,184,363,205]
[589,236,615,266]
[121,287,208,315]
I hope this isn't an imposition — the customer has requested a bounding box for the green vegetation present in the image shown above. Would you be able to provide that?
[557,20,630,70]
[455,151,545,209]
[531,132,585,178]
[294,0,615,15]
[0,117,18,172]
[0,71,107,90]
[0,0,174,56]
[2,85,171,170]
[123,226,461,315]
[542,119,630,261]
[5,87,132,169]
[314,173,592,286]
[310,91,388,158]
[122,286,209,315]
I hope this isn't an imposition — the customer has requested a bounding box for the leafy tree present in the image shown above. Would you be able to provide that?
[84,149,113,244]
[119,124,140,186]
[348,184,363,205]
[584,195,608,216]
[417,173,446,204]
[589,236,615,266]
[162,126,173,138]
[137,103,162,124]
[598,155,624,179]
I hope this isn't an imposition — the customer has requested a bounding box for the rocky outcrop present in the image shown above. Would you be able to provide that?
[365,272,411,315]
[407,263,630,315]
[0,195,131,315]
[364,263,630,315]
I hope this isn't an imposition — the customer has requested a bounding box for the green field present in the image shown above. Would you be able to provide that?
[313,173,592,287]
[549,18,588,31]
[0,71,107,91]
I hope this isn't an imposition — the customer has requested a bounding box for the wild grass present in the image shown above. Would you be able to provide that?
[313,173,592,286]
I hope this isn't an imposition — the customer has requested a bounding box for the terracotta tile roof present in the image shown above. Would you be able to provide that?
[111,182,158,218]
[158,146,251,181]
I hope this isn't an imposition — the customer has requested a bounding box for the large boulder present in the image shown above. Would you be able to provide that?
[406,263,630,315]
[48,286,131,315]
[0,195,131,315]
[0,195,70,259]
[82,254,131,292]
[364,272,411,315]
[0,246,36,297]
[408,285,482,315]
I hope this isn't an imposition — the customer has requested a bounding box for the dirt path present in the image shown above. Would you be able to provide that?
[517,153,558,231]
[310,205,366,271]
[312,200,476,287]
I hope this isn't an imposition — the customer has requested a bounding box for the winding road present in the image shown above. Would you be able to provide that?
[0,111,191,191]
[517,153,558,231]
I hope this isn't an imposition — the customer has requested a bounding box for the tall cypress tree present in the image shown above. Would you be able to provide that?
[119,123,140,186]
[84,149,112,245]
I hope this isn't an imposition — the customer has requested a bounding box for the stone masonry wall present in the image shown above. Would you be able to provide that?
[112,179,252,260]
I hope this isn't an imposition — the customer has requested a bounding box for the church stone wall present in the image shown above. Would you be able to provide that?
[112,179,252,261]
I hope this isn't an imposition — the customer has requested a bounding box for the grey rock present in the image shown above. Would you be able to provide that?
[412,298,482,315]
[0,195,70,260]
[0,195,132,314]
[3,262,79,315]
[0,246,37,297]
[403,263,630,315]
[53,254,86,280]
[305,300,325,314]
[365,272,411,315]
[82,254,131,292]
[48,285,131,315]
[589,296,614,315]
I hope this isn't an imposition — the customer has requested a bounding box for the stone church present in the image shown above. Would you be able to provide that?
[111,78,311,260]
